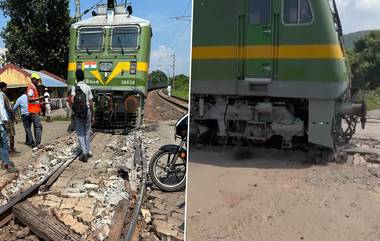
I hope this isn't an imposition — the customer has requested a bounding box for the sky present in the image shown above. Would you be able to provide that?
[0,0,192,75]
[335,0,380,34]
[0,0,379,75]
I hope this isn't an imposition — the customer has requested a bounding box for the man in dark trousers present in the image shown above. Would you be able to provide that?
[13,88,31,146]
[27,73,43,149]
[0,82,18,154]
[0,84,17,173]
[68,70,94,162]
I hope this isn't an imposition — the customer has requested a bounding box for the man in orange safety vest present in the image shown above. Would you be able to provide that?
[27,73,43,149]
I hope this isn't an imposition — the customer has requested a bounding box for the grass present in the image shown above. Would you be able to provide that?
[366,95,380,110]
[172,89,189,101]
[359,88,380,110]
[163,88,189,101]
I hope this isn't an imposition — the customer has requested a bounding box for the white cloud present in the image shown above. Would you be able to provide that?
[150,45,175,76]
[336,0,380,33]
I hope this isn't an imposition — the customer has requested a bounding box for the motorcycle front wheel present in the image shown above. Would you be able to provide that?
[149,148,186,192]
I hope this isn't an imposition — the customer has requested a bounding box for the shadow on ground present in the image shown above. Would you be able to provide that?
[188,145,326,169]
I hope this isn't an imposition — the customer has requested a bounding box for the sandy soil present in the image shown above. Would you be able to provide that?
[185,110,380,241]
[8,119,70,169]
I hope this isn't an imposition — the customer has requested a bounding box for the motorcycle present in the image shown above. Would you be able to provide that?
[149,114,188,192]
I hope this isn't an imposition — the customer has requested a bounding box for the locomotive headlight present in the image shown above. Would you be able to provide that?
[99,62,113,72]
[130,61,137,75]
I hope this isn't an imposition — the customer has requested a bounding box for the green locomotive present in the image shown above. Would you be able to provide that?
[67,2,152,131]
[191,0,366,150]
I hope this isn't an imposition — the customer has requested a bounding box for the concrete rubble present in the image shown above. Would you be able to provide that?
[0,131,141,240]
[0,134,78,206]
[0,220,39,241]
[0,128,185,241]
[142,190,185,241]
[343,138,380,169]
[39,132,140,240]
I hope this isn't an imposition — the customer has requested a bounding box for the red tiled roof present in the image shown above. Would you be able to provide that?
[0,63,31,77]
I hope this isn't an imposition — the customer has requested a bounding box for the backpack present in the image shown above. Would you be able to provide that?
[72,85,88,119]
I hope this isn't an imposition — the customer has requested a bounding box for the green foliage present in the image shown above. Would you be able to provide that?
[173,74,189,91]
[348,31,380,89]
[149,70,169,85]
[173,74,189,100]
[363,87,380,110]
[0,0,72,78]
[343,30,380,49]
[172,89,188,100]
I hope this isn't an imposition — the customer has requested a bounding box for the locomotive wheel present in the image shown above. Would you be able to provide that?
[149,149,186,192]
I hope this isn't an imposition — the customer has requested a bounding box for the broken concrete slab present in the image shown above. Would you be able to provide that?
[369,168,380,178]
[78,212,96,225]
[43,195,62,208]
[28,196,45,207]
[153,220,178,238]
[54,211,88,236]
[141,209,152,223]
[60,198,79,209]
[85,176,102,185]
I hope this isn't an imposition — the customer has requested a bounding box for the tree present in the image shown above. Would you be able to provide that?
[348,31,380,89]
[149,70,169,86]
[174,74,189,91]
[0,0,72,78]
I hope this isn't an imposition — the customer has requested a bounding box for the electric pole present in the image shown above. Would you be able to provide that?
[75,0,81,22]
[171,53,175,89]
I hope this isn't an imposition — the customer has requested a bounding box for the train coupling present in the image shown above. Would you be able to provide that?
[339,100,367,129]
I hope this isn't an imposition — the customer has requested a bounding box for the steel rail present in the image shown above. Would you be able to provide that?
[124,137,148,241]
[0,132,96,224]
[156,89,188,111]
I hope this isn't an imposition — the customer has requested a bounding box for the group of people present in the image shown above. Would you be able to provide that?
[0,69,94,173]
[0,73,44,173]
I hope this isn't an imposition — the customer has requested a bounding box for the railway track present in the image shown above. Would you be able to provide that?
[0,131,149,241]
[156,89,188,111]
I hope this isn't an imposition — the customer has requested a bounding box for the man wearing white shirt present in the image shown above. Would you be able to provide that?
[44,88,52,122]
[0,90,17,173]
[69,70,94,162]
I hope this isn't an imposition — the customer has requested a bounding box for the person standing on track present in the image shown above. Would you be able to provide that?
[69,69,94,162]
[43,88,52,122]
[13,88,31,146]
[27,73,43,149]
[0,86,17,173]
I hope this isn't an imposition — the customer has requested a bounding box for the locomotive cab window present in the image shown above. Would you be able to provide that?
[77,28,104,51]
[249,0,271,25]
[111,26,139,50]
[283,0,313,24]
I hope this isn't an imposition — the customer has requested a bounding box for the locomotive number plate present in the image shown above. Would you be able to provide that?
[121,80,136,85]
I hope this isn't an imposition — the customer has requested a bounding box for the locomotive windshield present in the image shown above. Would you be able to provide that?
[78,28,104,51]
[111,26,139,50]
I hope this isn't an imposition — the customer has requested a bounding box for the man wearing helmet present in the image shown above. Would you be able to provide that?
[27,73,43,149]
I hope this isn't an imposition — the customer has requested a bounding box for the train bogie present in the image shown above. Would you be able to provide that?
[191,0,366,149]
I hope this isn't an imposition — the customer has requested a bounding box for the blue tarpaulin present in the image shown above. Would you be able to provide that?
[25,69,67,88]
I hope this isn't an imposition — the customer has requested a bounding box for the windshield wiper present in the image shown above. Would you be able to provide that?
[81,40,90,55]
[118,37,125,55]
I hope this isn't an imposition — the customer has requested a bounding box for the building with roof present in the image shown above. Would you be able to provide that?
[0,63,67,100]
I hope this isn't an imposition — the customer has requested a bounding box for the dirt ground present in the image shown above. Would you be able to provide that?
[185,110,380,241]
[8,119,70,170]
